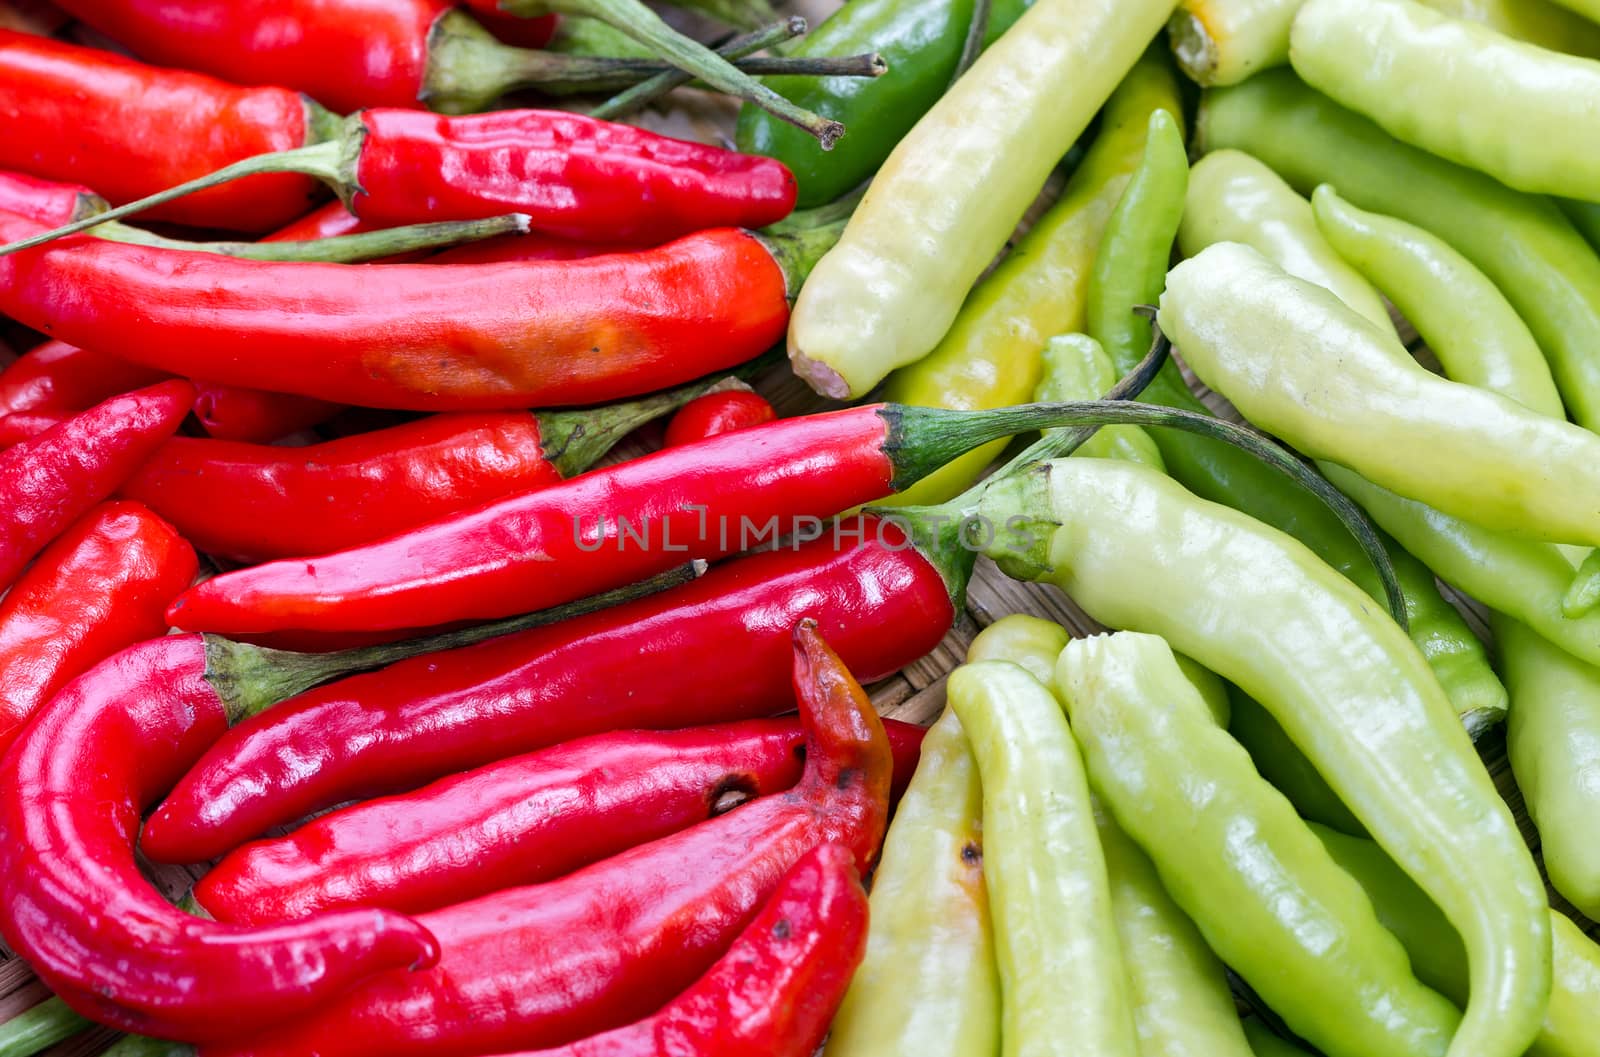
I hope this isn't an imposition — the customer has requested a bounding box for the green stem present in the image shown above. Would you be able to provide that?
[757,212,851,297]
[951,0,994,84]
[589,18,794,118]
[0,137,352,260]
[0,997,91,1057]
[99,1036,189,1057]
[538,371,754,477]
[92,214,531,263]
[548,15,656,60]
[205,562,706,722]
[505,0,844,147]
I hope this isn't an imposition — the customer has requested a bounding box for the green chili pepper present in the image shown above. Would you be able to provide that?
[822,709,998,1057]
[1056,630,1460,1057]
[1492,615,1600,920]
[1227,688,1364,836]
[1038,335,1166,469]
[1291,0,1600,200]
[735,0,1030,208]
[875,46,1184,507]
[1164,243,1600,548]
[1197,69,1600,431]
[1312,822,1600,1057]
[1092,103,1502,728]
[787,0,1178,399]
[1311,186,1565,417]
[967,458,1551,1057]
[1242,1019,1315,1057]
[1178,151,1397,336]
[946,660,1137,1057]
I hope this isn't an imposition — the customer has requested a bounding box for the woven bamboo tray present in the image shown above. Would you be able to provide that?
[0,1,1589,1052]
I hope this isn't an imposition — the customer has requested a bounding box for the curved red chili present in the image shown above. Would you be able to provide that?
[195,619,890,1057]
[0,341,167,417]
[0,409,66,448]
[0,501,196,755]
[0,213,796,412]
[0,29,322,232]
[141,519,953,864]
[0,169,103,227]
[665,387,777,447]
[162,396,1035,635]
[190,382,343,443]
[428,232,638,264]
[0,635,442,1042]
[0,380,193,592]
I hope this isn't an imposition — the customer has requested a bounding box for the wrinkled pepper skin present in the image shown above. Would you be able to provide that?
[0,341,168,418]
[1057,632,1459,1057]
[0,636,441,1042]
[0,214,790,413]
[0,29,320,231]
[0,380,192,593]
[0,501,196,756]
[735,0,1031,208]
[823,709,998,1057]
[975,459,1551,1057]
[192,717,922,919]
[199,620,891,1057]
[351,109,797,242]
[141,520,954,863]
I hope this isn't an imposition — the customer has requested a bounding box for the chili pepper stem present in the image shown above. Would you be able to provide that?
[503,0,845,146]
[589,17,802,119]
[539,374,752,476]
[0,996,91,1057]
[671,0,781,31]
[204,562,704,722]
[952,0,995,84]
[758,215,852,299]
[92,214,533,263]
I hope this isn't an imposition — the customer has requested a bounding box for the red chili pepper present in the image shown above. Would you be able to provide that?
[0,169,103,227]
[190,382,343,444]
[162,395,1065,635]
[140,518,955,864]
[0,29,323,232]
[123,378,733,564]
[665,387,777,447]
[0,409,60,447]
[192,618,888,1057]
[0,380,193,592]
[263,201,372,242]
[428,231,639,264]
[476,10,560,50]
[0,501,196,756]
[0,211,807,411]
[510,841,867,1057]
[0,341,166,417]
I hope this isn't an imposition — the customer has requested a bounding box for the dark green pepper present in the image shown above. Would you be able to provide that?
[734,0,1030,208]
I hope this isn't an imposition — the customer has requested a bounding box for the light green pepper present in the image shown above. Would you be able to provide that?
[1313,822,1600,1057]
[1291,0,1600,200]
[1056,631,1460,1057]
[1197,69,1600,431]
[1038,335,1166,470]
[971,458,1550,1057]
[787,0,1178,398]
[1167,0,1303,86]
[946,660,1138,1057]
[1162,243,1600,547]
[1311,185,1565,417]
[1227,688,1365,835]
[1178,150,1396,335]
[1242,1019,1315,1057]
[823,710,999,1057]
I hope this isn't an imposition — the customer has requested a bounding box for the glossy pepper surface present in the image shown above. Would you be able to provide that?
[877,46,1183,506]
[787,0,1178,398]
[0,169,103,227]
[195,620,890,1057]
[822,708,997,1057]
[664,389,776,447]
[0,341,167,418]
[1164,243,1600,548]
[191,717,921,920]
[190,384,342,444]
[0,380,192,593]
[1057,631,1459,1057]
[0,29,321,232]
[0,501,195,756]
[142,520,955,863]
[950,660,1139,1057]
[0,635,443,1042]
[971,458,1550,1057]
[0,214,792,413]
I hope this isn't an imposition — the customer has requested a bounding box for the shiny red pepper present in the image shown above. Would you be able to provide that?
[0,380,192,592]
[510,841,867,1057]
[190,382,343,443]
[0,341,167,417]
[0,29,322,232]
[123,380,733,564]
[0,501,196,756]
[163,396,1045,635]
[0,169,103,227]
[141,518,955,864]
[264,201,372,241]
[0,212,800,412]
[0,635,442,1042]
[195,619,890,1057]
[0,409,64,447]
[192,719,818,919]
[266,200,627,265]
[476,10,560,50]
[665,387,777,447]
